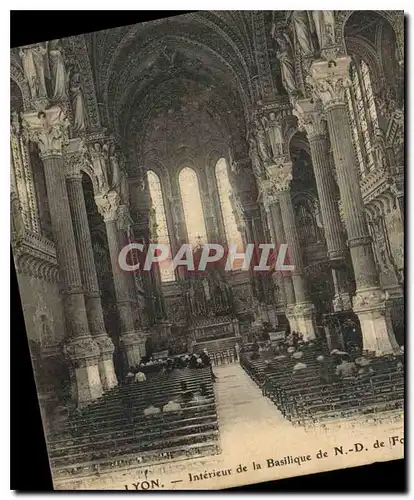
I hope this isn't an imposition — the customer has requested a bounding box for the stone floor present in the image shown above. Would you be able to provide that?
[55,363,404,490]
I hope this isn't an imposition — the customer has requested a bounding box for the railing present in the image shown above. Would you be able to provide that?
[209,349,239,366]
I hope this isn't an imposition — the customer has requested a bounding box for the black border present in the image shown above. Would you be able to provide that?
[10,10,406,492]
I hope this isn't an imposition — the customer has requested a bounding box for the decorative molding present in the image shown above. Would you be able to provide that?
[13,231,60,283]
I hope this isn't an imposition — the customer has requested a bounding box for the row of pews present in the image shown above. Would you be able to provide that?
[48,367,220,479]
[240,345,404,427]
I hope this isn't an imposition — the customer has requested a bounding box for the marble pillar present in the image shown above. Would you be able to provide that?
[95,191,147,367]
[65,146,118,390]
[309,57,399,354]
[267,162,316,339]
[22,107,103,406]
[295,98,352,312]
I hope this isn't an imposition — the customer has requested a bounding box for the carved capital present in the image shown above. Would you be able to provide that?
[64,335,100,367]
[307,56,352,110]
[63,138,89,179]
[266,160,293,192]
[352,288,386,312]
[94,334,115,355]
[22,106,70,159]
[95,190,120,222]
[294,98,327,140]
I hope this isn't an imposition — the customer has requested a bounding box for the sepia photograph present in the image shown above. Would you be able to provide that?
[10,9,404,491]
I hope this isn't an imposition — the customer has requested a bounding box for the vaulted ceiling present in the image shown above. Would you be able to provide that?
[84,12,278,170]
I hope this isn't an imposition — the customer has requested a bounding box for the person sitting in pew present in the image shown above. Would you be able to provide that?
[162,399,182,413]
[134,370,146,383]
[335,357,357,379]
[125,371,135,384]
[191,382,210,404]
[189,353,200,369]
[357,364,375,378]
[293,361,307,371]
[143,404,161,416]
[292,350,304,360]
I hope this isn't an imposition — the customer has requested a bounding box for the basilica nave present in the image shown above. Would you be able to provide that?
[10,10,404,486]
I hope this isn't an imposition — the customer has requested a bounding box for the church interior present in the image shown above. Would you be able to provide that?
[10,11,404,484]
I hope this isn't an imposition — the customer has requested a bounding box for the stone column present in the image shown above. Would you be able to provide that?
[267,162,316,339]
[64,143,117,390]
[309,56,399,354]
[117,204,150,334]
[295,98,352,312]
[262,187,295,324]
[22,107,103,406]
[95,191,146,367]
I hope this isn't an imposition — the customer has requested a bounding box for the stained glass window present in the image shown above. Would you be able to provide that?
[179,167,208,246]
[215,158,244,254]
[346,59,379,176]
[146,170,175,282]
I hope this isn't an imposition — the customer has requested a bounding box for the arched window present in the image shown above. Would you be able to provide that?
[215,158,244,253]
[178,167,208,246]
[146,170,175,282]
[346,58,379,176]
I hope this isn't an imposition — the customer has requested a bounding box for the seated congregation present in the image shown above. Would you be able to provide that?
[48,355,220,479]
[241,331,404,428]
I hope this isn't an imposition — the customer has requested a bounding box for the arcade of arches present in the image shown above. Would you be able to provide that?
[11,11,404,409]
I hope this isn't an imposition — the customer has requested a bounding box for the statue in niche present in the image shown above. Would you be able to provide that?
[372,128,388,171]
[262,112,284,158]
[48,39,68,101]
[10,194,25,241]
[108,147,121,190]
[69,67,86,133]
[248,134,266,179]
[253,119,272,164]
[271,26,297,96]
[292,11,314,57]
[91,143,109,193]
[19,43,49,101]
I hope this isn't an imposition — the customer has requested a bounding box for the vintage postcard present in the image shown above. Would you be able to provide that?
[10,10,404,490]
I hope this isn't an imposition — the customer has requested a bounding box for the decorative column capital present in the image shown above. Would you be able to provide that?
[95,190,120,222]
[307,56,352,110]
[22,106,70,159]
[266,160,293,192]
[294,98,327,140]
[63,138,89,180]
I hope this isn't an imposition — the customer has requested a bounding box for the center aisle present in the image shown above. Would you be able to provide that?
[213,363,296,456]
